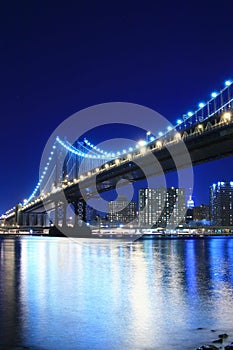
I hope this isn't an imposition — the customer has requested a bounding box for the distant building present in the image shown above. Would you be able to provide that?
[185,208,193,223]
[108,196,137,226]
[185,192,195,223]
[187,194,195,209]
[86,204,97,225]
[139,188,165,227]
[139,187,186,228]
[210,181,233,226]
[193,204,210,221]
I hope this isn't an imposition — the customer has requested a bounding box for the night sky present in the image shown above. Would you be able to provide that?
[1,1,233,213]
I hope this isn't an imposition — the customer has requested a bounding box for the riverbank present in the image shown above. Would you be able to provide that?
[1,225,233,240]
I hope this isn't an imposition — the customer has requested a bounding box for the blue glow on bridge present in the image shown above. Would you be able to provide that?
[1,78,232,219]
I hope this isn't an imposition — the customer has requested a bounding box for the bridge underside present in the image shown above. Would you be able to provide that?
[7,109,233,229]
[66,120,233,200]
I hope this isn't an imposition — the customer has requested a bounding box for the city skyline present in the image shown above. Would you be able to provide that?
[1,2,233,213]
[81,182,233,227]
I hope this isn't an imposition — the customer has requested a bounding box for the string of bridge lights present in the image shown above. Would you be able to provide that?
[175,79,232,125]
[57,136,112,158]
[25,142,58,204]
[2,79,232,218]
[57,137,135,159]
[84,138,136,157]
[2,150,60,218]
[86,79,233,149]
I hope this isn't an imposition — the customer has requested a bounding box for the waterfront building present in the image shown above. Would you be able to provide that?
[210,181,233,226]
[139,188,165,227]
[185,208,193,223]
[139,187,186,228]
[108,196,137,226]
[193,204,210,221]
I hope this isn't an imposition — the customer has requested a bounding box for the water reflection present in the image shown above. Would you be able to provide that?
[0,236,233,349]
[0,237,23,348]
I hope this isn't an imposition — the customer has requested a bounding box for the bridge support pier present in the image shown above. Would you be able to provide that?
[72,200,86,228]
[15,204,23,226]
[62,203,67,228]
[53,200,87,229]
[22,213,29,226]
[54,201,59,227]
[54,201,68,228]
[17,212,49,228]
[29,213,36,226]
[43,213,50,226]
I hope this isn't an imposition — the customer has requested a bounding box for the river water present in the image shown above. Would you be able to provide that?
[0,235,233,350]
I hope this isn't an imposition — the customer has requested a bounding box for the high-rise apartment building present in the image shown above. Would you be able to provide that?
[210,181,233,226]
[139,187,186,228]
[108,196,137,225]
[193,204,210,221]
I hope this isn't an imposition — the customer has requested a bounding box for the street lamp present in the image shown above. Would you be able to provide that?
[225,80,232,103]
[225,80,232,86]
[176,119,182,130]
[198,102,205,108]
[187,111,193,125]
[211,92,218,98]
[137,140,147,147]
[146,131,150,142]
[222,111,231,123]
[198,102,205,121]
[211,92,218,113]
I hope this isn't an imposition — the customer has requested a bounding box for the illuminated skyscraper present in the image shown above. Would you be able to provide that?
[139,187,186,228]
[186,191,195,223]
[108,196,136,225]
[187,195,194,209]
[210,181,233,226]
[139,188,166,227]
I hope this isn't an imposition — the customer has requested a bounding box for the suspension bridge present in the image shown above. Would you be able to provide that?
[1,79,233,233]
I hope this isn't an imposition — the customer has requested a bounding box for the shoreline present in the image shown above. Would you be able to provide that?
[1,232,233,239]
[1,225,233,240]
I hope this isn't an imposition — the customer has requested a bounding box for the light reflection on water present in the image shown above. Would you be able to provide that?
[0,236,233,349]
